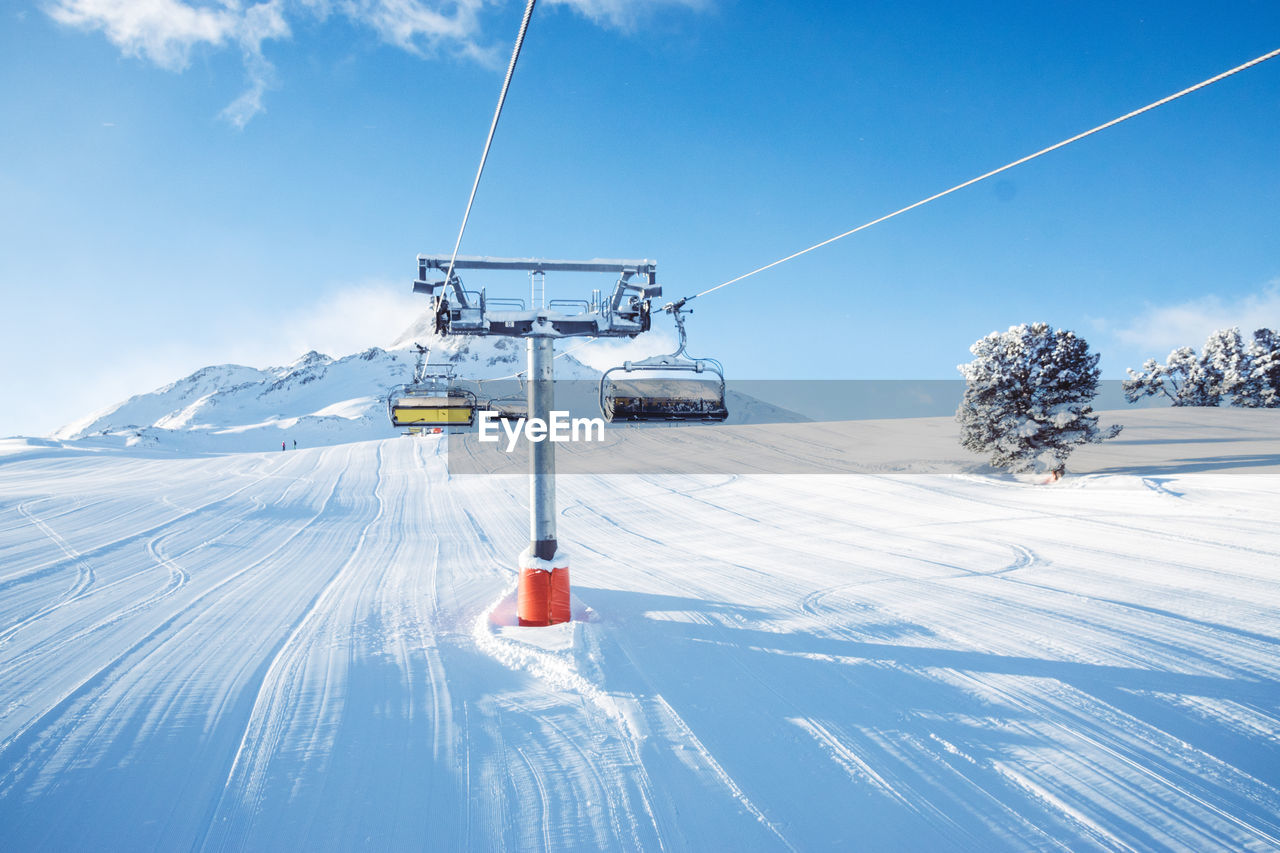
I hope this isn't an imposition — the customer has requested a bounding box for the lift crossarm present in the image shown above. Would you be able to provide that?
[418,255,656,279]
[414,255,660,339]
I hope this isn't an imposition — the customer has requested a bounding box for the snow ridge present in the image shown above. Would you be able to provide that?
[48,334,553,452]
[47,325,803,453]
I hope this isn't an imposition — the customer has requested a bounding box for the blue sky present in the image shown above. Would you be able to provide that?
[2,0,1278,436]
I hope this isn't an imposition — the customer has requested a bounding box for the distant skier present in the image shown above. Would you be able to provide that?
[293,439,297,449]
[281,441,286,452]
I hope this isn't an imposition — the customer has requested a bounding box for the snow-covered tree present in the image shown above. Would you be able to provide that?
[1123,346,1208,406]
[1201,327,1249,405]
[957,323,1121,477]
[1125,327,1273,407]
[1237,328,1280,408]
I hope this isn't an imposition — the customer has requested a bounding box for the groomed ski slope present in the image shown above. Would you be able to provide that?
[1,426,1279,850]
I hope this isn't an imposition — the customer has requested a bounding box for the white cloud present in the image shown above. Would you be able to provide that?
[1112,282,1280,355]
[339,0,491,60]
[208,281,426,369]
[46,0,486,125]
[47,0,240,70]
[544,0,708,30]
[569,328,676,373]
[48,0,290,127]
[221,0,291,126]
[47,0,710,124]
[272,281,427,358]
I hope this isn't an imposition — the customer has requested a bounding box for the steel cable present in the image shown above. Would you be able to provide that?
[681,46,1280,305]
[442,0,538,292]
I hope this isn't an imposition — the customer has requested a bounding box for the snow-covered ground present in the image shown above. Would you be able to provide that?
[1,411,1279,850]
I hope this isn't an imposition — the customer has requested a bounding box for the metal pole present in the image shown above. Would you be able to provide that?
[528,330,556,560]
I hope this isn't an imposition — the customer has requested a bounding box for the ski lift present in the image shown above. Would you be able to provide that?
[388,345,477,429]
[599,306,728,423]
[481,377,528,422]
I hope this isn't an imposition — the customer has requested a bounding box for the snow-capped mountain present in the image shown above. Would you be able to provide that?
[54,347,415,452]
[52,318,805,452]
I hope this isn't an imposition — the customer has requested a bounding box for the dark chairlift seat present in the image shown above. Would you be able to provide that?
[482,394,528,422]
[479,378,529,422]
[603,375,728,422]
[598,307,728,424]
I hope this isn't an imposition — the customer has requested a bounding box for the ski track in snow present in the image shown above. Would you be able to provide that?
[0,433,1278,850]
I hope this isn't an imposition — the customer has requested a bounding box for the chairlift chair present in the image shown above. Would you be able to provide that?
[388,348,478,429]
[599,308,728,423]
[389,388,477,428]
[481,377,529,422]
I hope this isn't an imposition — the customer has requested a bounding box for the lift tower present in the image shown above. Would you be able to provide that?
[414,255,660,624]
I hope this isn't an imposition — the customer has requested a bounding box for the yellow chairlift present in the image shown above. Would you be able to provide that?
[388,346,477,430]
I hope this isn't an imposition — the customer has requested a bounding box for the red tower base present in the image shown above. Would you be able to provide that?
[517,552,570,627]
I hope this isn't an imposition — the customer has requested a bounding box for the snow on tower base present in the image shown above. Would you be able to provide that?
[517,547,571,627]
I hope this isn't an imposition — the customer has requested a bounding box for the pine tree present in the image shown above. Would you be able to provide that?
[1123,346,1207,405]
[1201,327,1249,406]
[1126,328,1270,407]
[1236,328,1280,408]
[957,323,1121,477]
